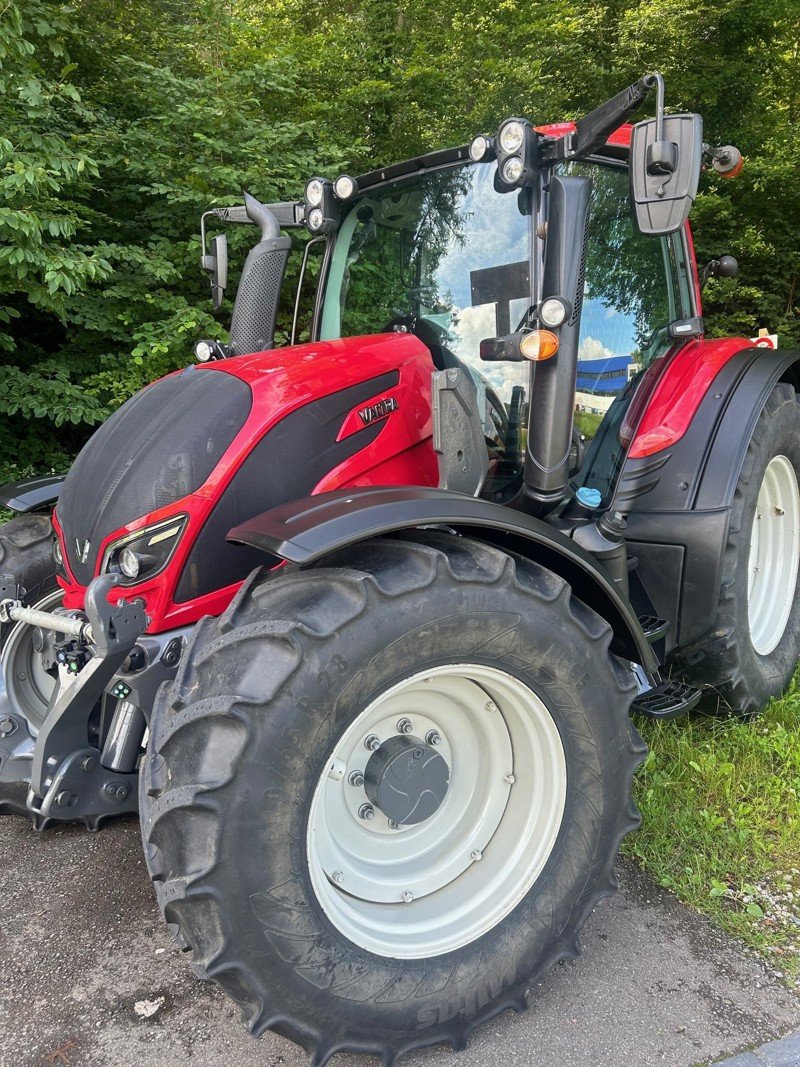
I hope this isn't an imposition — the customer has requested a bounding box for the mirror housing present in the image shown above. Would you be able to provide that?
[701,254,739,289]
[630,113,703,235]
[201,232,228,310]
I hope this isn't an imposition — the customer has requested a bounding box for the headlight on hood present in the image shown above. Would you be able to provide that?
[102,515,188,585]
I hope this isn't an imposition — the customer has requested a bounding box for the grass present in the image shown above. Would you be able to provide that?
[624,674,800,983]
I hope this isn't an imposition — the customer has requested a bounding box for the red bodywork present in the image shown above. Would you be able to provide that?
[54,124,755,633]
[55,333,438,631]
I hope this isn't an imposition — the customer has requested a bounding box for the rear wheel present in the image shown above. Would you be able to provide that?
[672,383,800,715]
[141,532,644,1063]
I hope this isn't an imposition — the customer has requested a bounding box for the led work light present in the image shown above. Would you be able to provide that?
[304,177,340,234]
[495,117,538,190]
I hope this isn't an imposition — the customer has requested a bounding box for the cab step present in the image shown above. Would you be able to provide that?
[631,679,702,720]
[637,614,668,642]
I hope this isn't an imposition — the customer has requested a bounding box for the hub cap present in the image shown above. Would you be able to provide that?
[1,588,62,731]
[306,663,567,959]
[747,454,800,656]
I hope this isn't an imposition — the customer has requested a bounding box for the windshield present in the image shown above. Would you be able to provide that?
[319,161,532,407]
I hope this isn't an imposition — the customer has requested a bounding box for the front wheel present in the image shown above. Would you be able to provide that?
[141,532,644,1063]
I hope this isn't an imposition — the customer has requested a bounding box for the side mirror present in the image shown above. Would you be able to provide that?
[201,232,228,310]
[700,254,739,289]
[630,113,703,235]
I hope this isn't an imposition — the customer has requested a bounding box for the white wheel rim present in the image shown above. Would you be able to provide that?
[0,588,62,732]
[306,663,567,959]
[747,454,800,656]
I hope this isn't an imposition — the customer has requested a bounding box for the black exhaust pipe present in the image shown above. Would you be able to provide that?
[523,174,593,513]
[228,191,292,356]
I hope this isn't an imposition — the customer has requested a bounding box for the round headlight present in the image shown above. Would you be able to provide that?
[539,297,569,328]
[306,179,324,207]
[333,174,357,200]
[469,135,489,162]
[194,340,213,363]
[307,207,324,231]
[52,537,63,567]
[499,121,525,154]
[119,547,141,580]
[502,156,524,184]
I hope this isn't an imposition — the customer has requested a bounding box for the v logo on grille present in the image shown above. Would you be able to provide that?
[75,538,91,564]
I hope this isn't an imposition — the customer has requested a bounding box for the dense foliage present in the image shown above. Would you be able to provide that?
[1,0,798,479]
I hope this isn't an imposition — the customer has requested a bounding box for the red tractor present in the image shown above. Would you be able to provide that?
[0,75,796,1063]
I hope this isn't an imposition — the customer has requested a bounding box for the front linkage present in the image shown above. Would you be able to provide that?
[0,574,182,828]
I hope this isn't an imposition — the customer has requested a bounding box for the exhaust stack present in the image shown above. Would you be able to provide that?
[523,174,593,513]
[228,191,292,356]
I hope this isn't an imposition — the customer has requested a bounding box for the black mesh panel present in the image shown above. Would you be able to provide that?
[58,367,252,585]
[174,371,399,602]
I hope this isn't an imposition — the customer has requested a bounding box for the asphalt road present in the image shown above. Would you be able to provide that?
[1,814,798,1067]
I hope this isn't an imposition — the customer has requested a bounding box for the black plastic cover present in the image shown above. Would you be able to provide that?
[0,474,64,513]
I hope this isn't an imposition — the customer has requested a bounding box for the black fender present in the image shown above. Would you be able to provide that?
[0,474,64,514]
[619,345,800,650]
[228,485,658,672]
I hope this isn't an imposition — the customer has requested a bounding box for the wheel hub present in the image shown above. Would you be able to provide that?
[364,735,450,825]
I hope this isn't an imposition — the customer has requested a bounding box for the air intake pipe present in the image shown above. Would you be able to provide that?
[228,191,292,356]
[523,174,593,513]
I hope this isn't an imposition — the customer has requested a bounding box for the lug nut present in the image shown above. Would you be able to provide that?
[332,870,344,884]
[485,700,498,713]
[504,772,516,785]
[388,819,401,830]
[55,790,72,808]
[348,770,365,787]
[81,755,97,773]
[425,730,441,746]
[471,849,483,862]
[402,891,414,903]
[0,718,16,736]
[364,734,380,751]
[358,803,375,821]
[397,718,413,734]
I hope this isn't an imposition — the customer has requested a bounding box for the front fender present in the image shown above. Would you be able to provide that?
[228,485,657,672]
[0,474,64,514]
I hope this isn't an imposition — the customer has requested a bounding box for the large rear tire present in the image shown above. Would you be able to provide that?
[141,532,644,1063]
[671,383,800,716]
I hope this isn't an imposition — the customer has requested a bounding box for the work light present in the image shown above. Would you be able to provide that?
[333,174,358,200]
[304,177,340,234]
[469,134,496,162]
[305,178,325,207]
[496,117,538,190]
[539,297,570,328]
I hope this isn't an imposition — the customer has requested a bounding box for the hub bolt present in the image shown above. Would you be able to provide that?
[471,849,483,862]
[358,803,375,821]
[364,734,380,751]
[397,718,413,734]
[388,819,401,830]
[81,755,97,773]
[332,870,344,884]
[485,701,498,713]
[504,772,516,785]
[348,770,365,787]
[0,718,16,736]
[425,730,441,746]
[402,891,414,904]
[55,790,72,808]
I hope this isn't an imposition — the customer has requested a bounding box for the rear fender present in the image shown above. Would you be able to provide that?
[228,485,658,673]
[620,345,800,649]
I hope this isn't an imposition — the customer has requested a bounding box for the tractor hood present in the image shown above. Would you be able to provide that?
[57,367,252,585]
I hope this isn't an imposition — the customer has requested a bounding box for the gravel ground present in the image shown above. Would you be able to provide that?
[1,814,798,1067]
